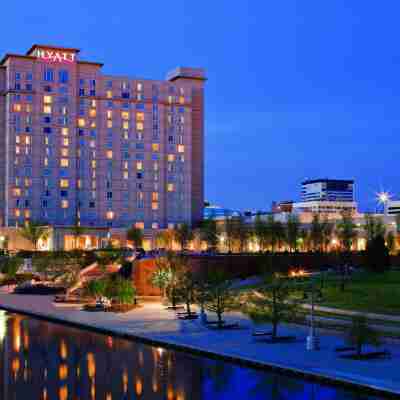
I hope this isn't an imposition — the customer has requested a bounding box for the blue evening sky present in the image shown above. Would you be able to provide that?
[2,1,399,212]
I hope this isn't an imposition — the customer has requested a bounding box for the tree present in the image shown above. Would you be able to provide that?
[336,211,357,252]
[286,214,300,252]
[126,226,143,248]
[0,256,23,280]
[156,230,174,250]
[173,224,193,251]
[199,219,219,251]
[201,270,236,328]
[273,221,286,252]
[396,214,400,234]
[321,218,334,252]
[245,274,298,341]
[177,264,197,315]
[310,214,324,251]
[254,215,269,252]
[151,263,172,298]
[386,231,396,255]
[19,221,49,250]
[346,315,381,357]
[231,216,249,252]
[364,214,386,242]
[224,217,236,253]
[365,235,390,273]
[110,276,136,305]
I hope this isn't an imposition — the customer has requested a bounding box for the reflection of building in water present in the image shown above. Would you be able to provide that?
[0,313,203,400]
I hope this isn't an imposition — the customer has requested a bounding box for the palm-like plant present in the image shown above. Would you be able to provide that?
[126,226,143,248]
[19,221,49,250]
[173,223,193,250]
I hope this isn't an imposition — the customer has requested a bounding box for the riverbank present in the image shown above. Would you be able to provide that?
[0,293,399,397]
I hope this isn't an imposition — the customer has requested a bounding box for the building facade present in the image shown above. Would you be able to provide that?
[0,45,205,248]
[301,179,354,202]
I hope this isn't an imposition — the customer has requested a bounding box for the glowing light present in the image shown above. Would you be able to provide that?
[59,364,68,380]
[60,340,68,359]
[377,191,391,204]
[87,353,96,379]
[59,385,68,400]
[0,311,8,343]
[36,48,76,63]
[135,377,143,396]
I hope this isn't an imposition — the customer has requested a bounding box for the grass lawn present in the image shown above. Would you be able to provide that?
[319,271,400,315]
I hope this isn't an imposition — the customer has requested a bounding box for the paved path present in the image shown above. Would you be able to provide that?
[0,294,399,396]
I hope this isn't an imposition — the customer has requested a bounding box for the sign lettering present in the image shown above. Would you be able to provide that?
[36,49,76,63]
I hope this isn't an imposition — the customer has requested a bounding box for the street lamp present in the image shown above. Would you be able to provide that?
[377,191,391,215]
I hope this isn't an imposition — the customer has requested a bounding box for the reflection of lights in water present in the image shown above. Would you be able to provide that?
[87,352,96,379]
[23,331,29,350]
[152,375,158,392]
[12,357,20,379]
[157,347,164,356]
[0,310,7,342]
[59,385,68,400]
[176,390,185,400]
[122,369,128,393]
[44,368,48,380]
[135,377,143,396]
[167,385,174,400]
[138,349,144,367]
[106,393,112,400]
[60,340,68,360]
[91,383,96,399]
[77,366,80,378]
[43,388,48,400]
[13,318,21,352]
[107,336,113,348]
[59,364,68,380]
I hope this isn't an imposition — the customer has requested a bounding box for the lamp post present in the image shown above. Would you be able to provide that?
[377,192,390,215]
[306,278,320,351]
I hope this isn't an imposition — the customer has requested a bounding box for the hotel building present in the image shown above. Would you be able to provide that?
[0,45,205,249]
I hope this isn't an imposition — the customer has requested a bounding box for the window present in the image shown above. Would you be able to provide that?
[167,183,175,192]
[152,202,159,210]
[60,179,69,188]
[43,95,52,104]
[79,88,85,96]
[168,154,175,162]
[13,188,21,196]
[136,112,144,121]
[177,145,185,153]
[152,143,159,152]
[60,159,69,167]
[63,138,69,146]
[61,127,69,136]
[43,69,54,82]
[107,120,113,128]
[89,109,96,118]
[61,200,69,208]
[106,90,112,99]
[136,161,143,170]
[43,105,52,114]
[106,150,113,159]
[152,222,159,229]
[136,122,144,131]
[59,70,69,83]
[13,104,21,112]
[106,211,114,220]
[78,118,85,127]
[122,121,129,130]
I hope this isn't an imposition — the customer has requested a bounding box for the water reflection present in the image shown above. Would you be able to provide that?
[0,312,387,400]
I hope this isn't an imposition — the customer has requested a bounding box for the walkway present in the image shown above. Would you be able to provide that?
[0,294,399,396]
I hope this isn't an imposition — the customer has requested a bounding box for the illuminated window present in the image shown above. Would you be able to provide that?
[123,131,129,140]
[15,135,20,144]
[179,96,185,104]
[90,121,96,128]
[168,154,175,162]
[107,120,113,128]
[91,160,96,168]
[153,162,159,171]
[13,103,21,112]
[136,112,144,121]
[44,157,48,166]
[24,210,31,218]
[78,118,85,127]
[26,104,32,113]
[136,161,143,170]
[107,110,112,119]
[15,146,20,154]
[123,161,128,169]
[61,127,69,136]
[89,140,96,148]
[63,138,69,146]
[121,111,130,120]
[177,145,185,153]
[106,150,113,159]
[152,222,159,229]
[43,95,52,104]
[60,179,69,188]
[24,178,31,187]
[15,209,21,217]
[92,181,96,189]
[13,188,21,196]
[77,179,82,188]
[91,100,96,108]
[61,200,69,209]
[89,109,96,117]
[137,82,143,91]
[122,121,129,130]
[106,90,112,99]
[152,143,159,152]
[123,171,129,179]
[61,148,69,157]
[135,222,144,229]
[43,105,52,114]
[106,211,114,220]
[60,158,69,167]
[152,192,159,201]
[167,183,174,192]
[152,202,159,210]
[25,136,30,145]
[168,95,173,104]
[136,122,144,131]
